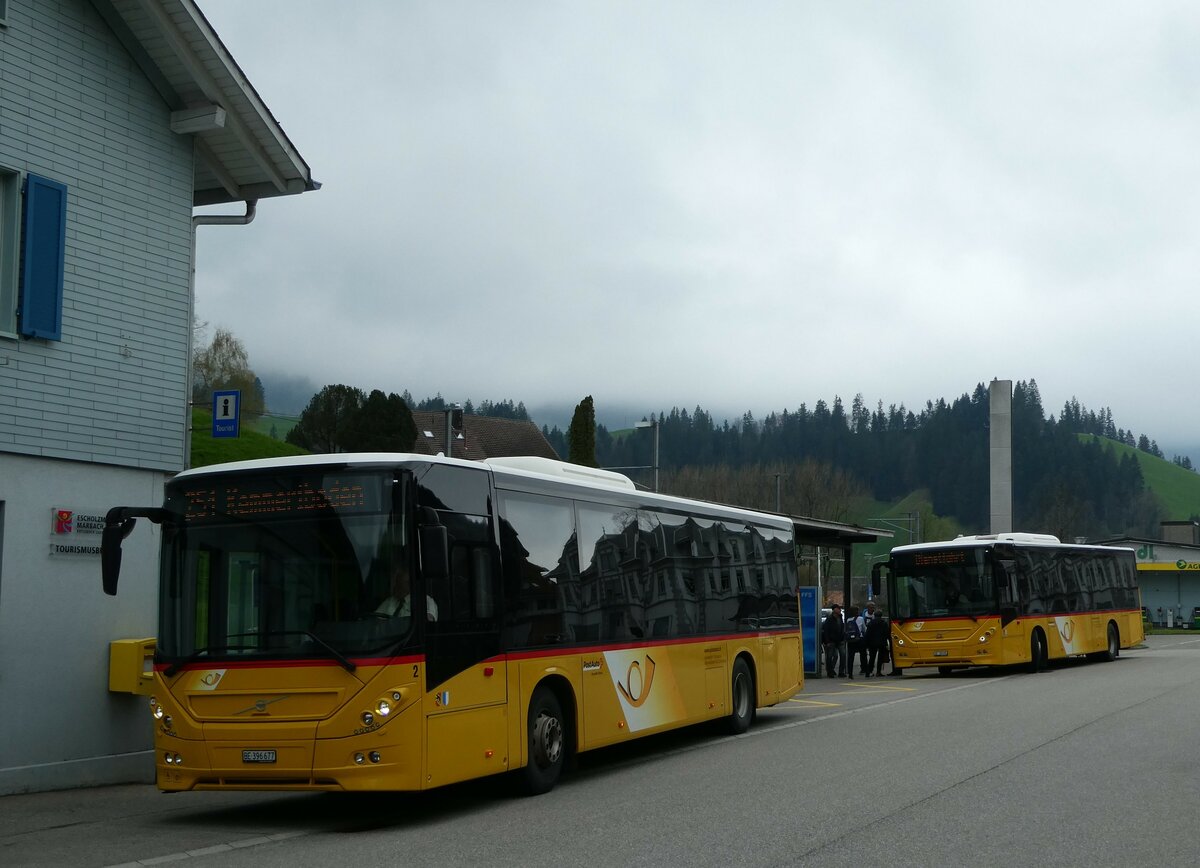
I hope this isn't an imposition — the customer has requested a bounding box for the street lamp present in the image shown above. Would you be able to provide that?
[443,404,463,457]
[634,419,659,493]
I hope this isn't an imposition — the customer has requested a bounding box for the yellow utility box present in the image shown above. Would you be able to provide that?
[109,638,156,695]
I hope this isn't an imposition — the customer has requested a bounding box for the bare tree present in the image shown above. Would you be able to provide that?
[191,327,265,418]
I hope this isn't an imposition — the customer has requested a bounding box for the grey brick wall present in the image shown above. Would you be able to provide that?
[0,0,195,471]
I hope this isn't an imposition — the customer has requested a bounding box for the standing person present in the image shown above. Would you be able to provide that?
[844,605,867,678]
[863,600,877,625]
[865,612,890,676]
[820,604,845,678]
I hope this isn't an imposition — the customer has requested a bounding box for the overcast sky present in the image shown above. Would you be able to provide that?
[193,2,1200,452]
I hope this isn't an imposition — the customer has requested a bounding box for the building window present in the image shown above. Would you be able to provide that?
[0,167,19,337]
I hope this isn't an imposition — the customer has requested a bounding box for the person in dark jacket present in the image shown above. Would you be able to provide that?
[820,604,845,677]
[865,613,891,676]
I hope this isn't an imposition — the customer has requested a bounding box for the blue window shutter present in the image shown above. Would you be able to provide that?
[19,174,68,340]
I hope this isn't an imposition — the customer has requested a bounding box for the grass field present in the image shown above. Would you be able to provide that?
[1080,434,1200,520]
[190,409,308,468]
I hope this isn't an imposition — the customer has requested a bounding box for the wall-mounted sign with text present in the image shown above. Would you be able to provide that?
[49,508,105,556]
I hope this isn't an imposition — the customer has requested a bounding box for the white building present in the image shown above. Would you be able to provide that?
[0,0,315,794]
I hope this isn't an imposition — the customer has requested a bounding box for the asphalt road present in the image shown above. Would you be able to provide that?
[4,635,1199,867]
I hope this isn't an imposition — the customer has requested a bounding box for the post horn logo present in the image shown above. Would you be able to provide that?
[1059,620,1075,643]
[616,655,656,708]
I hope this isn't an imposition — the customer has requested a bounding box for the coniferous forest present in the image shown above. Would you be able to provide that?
[539,380,1165,541]
[278,377,1175,542]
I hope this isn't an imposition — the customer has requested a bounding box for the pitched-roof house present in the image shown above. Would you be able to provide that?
[409,411,560,461]
[0,0,315,794]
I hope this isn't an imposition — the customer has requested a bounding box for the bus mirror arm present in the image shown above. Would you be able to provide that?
[101,507,169,596]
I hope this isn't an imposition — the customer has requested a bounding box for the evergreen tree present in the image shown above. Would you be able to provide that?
[287,384,365,453]
[343,390,417,452]
[567,395,597,467]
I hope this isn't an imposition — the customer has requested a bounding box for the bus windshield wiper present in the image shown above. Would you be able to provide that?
[254,630,358,673]
[163,644,256,677]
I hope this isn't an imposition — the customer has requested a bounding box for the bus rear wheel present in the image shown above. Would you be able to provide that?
[1028,630,1047,673]
[728,658,754,734]
[1102,622,1119,661]
[522,686,565,795]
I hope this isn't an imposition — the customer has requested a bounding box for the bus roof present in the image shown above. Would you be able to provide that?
[171,453,793,531]
[892,533,1135,555]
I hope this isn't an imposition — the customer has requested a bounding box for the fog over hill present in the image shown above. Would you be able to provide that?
[258,372,1200,469]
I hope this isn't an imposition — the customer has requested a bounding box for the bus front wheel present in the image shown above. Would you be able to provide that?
[522,686,565,795]
[728,657,755,734]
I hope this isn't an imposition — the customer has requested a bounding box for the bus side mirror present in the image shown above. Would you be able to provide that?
[101,507,168,596]
[101,518,136,596]
[869,562,883,598]
[1000,606,1017,628]
[418,507,449,582]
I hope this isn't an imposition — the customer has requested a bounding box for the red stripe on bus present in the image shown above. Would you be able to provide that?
[892,608,1142,625]
[154,627,803,673]
[153,653,425,673]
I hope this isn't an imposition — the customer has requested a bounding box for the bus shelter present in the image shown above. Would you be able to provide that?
[790,516,892,676]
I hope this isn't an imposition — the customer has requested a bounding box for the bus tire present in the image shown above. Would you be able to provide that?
[728,657,755,734]
[1029,629,1047,673]
[522,685,565,795]
[937,666,953,676]
[1102,622,1119,662]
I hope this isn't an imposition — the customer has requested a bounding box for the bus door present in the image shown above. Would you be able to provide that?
[415,466,507,786]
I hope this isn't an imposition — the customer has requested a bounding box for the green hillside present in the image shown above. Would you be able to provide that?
[190,409,308,468]
[246,413,300,440]
[1080,435,1200,520]
[847,490,968,570]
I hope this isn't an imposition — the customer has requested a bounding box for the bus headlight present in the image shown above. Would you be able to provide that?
[376,699,391,717]
[362,711,374,727]
[895,638,905,646]
[150,697,164,720]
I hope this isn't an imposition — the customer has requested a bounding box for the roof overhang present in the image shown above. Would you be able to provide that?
[790,516,894,547]
[90,0,318,206]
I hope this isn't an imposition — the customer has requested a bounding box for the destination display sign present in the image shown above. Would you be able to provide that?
[176,473,385,523]
[912,550,968,566]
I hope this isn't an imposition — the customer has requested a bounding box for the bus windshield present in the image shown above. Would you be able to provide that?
[157,468,418,665]
[891,547,995,619]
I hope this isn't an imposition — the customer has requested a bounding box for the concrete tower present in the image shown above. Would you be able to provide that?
[989,379,1013,534]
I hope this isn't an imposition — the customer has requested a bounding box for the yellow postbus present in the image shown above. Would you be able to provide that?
[873,533,1143,674]
[102,454,802,794]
